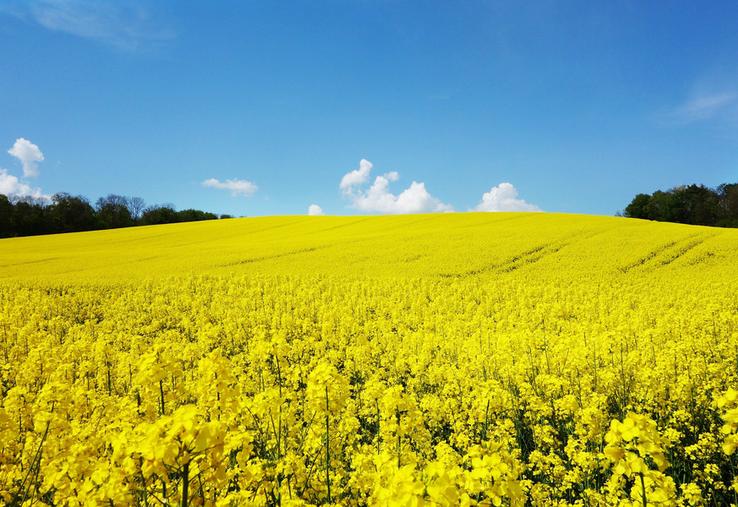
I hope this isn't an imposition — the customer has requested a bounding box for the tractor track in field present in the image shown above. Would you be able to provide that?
[618,234,706,273]
[657,235,714,267]
[438,240,571,279]
[221,246,327,266]
[497,241,570,273]
[437,228,604,279]
[0,256,61,268]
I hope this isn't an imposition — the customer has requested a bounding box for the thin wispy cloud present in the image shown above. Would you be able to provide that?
[3,0,174,51]
[202,178,258,197]
[662,90,738,125]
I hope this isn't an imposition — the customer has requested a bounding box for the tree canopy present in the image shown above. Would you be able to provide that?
[624,183,738,227]
[0,193,230,238]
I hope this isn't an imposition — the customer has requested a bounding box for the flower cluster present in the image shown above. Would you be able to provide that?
[1,215,738,505]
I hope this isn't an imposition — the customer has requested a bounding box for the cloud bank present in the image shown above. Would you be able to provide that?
[0,169,48,200]
[8,138,44,178]
[340,159,452,214]
[473,182,540,212]
[202,178,258,197]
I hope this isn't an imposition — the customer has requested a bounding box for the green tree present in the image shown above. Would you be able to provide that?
[12,198,49,236]
[624,183,735,227]
[624,193,651,219]
[175,209,218,222]
[646,190,677,222]
[677,184,718,225]
[49,193,97,232]
[96,194,134,229]
[0,195,14,237]
[717,183,738,227]
[140,205,178,225]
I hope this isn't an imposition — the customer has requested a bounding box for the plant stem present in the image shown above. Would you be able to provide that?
[181,462,190,507]
[325,385,331,504]
[159,379,165,416]
[396,410,401,468]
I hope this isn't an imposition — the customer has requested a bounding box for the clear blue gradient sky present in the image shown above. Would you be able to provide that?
[1,1,737,216]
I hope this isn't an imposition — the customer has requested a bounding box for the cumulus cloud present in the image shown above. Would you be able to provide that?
[339,159,373,193]
[0,168,49,200]
[202,178,258,197]
[339,159,452,214]
[8,138,44,178]
[307,204,324,216]
[384,171,399,182]
[473,182,541,212]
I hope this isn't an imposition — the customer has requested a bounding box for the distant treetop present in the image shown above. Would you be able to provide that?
[624,183,738,228]
[0,193,229,238]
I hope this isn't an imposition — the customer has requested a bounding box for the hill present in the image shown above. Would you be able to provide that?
[1,212,737,283]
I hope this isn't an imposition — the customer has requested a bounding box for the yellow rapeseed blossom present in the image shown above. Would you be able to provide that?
[1,213,738,505]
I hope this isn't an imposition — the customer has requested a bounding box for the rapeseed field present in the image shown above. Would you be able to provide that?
[1,212,738,506]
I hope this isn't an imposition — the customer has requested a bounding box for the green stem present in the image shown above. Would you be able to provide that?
[159,379,166,416]
[325,385,331,504]
[396,410,401,468]
[181,462,190,507]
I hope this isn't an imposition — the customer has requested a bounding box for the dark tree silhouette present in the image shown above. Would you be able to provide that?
[0,195,13,237]
[0,193,225,238]
[96,195,134,229]
[624,183,737,227]
[176,209,218,222]
[11,197,49,237]
[717,183,738,227]
[140,205,178,225]
[624,193,651,219]
[50,193,97,232]
[128,197,146,220]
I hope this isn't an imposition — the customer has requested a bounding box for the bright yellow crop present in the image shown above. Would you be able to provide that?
[1,212,738,506]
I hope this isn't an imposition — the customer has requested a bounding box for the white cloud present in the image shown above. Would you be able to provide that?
[663,91,738,125]
[473,182,540,212]
[339,159,373,194]
[0,168,49,200]
[8,138,44,178]
[339,159,453,214]
[307,204,324,216]
[3,0,174,51]
[202,178,258,197]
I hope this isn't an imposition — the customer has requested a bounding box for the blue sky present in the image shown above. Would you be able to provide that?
[1,1,738,216]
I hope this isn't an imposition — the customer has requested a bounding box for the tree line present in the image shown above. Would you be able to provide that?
[0,193,232,238]
[623,183,738,227]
